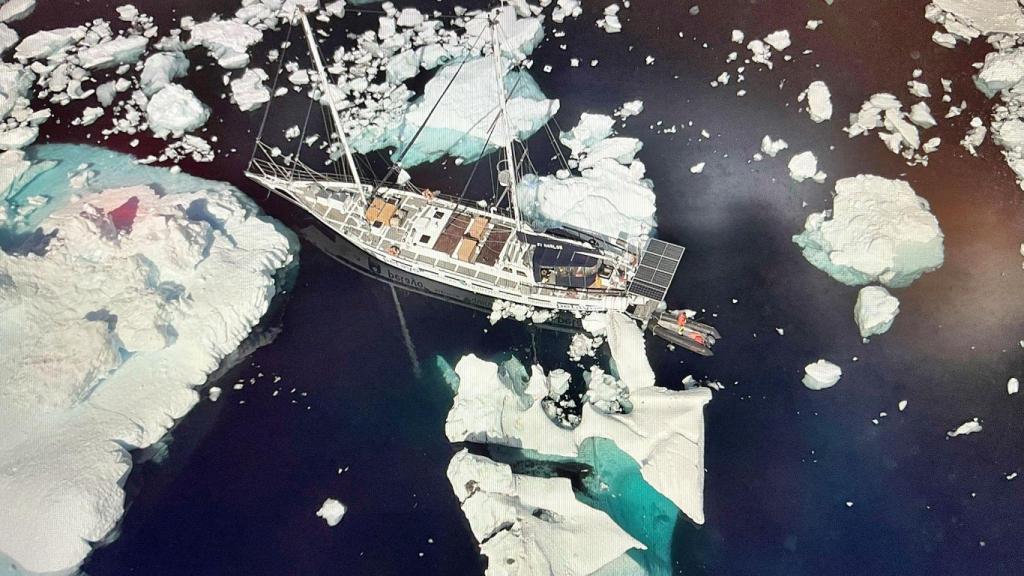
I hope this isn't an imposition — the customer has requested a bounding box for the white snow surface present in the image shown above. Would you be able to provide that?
[793,175,944,288]
[854,286,901,338]
[0,146,295,574]
[802,359,842,390]
[447,449,644,576]
[445,311,711,524]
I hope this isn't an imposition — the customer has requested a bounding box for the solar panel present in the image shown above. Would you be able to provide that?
[627,239,685,302]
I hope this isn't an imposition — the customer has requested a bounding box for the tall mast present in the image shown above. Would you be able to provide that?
[490,19,522,228]
[298,11,363,192]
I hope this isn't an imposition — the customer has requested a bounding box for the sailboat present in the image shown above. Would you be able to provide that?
[245,8,718,355]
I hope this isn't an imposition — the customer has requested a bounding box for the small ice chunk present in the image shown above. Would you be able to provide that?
[731,30,745,43]
[854,286,900,337]
[690,162,705,174]
[801,80,833,123]
[316,498,347,526]
[898,400,908,412]
[806,20,823,30]
[1009,377,1020,395]
[764,30,791,51]
[803,359,842,390]
[614,99,644,119]
[947,419,982,438]
[909,102,937,129]
[761,135,789,157]
[788,151,826,183]
[208,386,222,401]
[908,80,931,98]
[146,84,210,138]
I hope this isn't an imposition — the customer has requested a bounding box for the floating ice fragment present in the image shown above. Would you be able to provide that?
[854,286,900,338]
[793,175,944,288]
[788,151,826,183]
[947,419,982,437]
[761,135,789,157]
[802,359,842,390]
[800,80,833,122]
[316,498,347,526]
[690,161,706,174]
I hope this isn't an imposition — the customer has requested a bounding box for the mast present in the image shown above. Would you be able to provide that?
[298,11,363,192]
[490,19,522,229]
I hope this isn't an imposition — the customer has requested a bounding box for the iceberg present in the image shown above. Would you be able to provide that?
[367,56,559,167]
[0,144,295,575]
[146,84,210,138]
[516,113,657,241]
[189,18,262,69]
[139,51,190,96]
[0,0,34,23]
[802,359,842,390]
[444,311,711,525]
[854,286,900,338]
[801,80,833,123]
[788,151,826,183]
[230,68,271,112]
[316,499,347,527]
[14,26,85,60]
[447,449,645,576]
[76,35,148,69]
[793,175,945,288]
[947,419,983,437]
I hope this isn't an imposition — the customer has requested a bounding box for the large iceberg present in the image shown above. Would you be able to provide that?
[447,449,644,576]
[793,175,944,288]
[0,144,295,574]
[516,113,657,241]
[355,55,559,167]
[445,312,711,525]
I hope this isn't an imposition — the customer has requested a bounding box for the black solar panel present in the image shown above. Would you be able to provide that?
[627,239,685,302]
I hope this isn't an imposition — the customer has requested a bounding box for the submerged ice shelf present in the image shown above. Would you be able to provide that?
[0,144,295,575]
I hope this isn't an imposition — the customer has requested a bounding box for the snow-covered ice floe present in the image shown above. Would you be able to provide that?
[445,311,711,525]
[316,498,347,527]
[0,144,296,574]
[854,286,901,338]
[443,312,711,574]
[447,449,644,576]
[793,175,944,288]
[802,359,842,390]
[516,113,657,241]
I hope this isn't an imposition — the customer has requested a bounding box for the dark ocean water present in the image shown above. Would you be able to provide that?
[17,0,1024,574]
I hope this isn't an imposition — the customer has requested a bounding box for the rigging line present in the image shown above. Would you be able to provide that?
[370,25,490,194]
[249,20,295,168]
[286,95,318,185]
[544,122,571,171]
[450,109,503,214]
